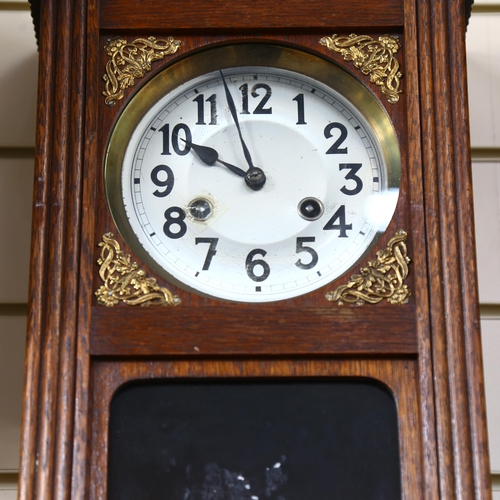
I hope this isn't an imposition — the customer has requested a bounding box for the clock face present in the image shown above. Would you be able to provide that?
[105,44,401,303]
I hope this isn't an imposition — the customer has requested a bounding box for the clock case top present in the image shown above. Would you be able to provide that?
[28,0,475,42]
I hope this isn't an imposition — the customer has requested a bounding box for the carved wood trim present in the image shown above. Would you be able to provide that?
[416,0,491,497]
[18,0,88,498]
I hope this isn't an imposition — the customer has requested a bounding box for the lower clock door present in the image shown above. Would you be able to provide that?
[89,358,422,499]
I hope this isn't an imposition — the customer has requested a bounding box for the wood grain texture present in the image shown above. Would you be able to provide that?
[90,305,418,356]
[402,0,441,498]
[19,0,88,499]
[448,1,491,496]
[89,358,422,500]
[18,0,490,498]
[70,0,99,497]
[99,0,404,30]
[18,0,57,496]
[416,0,491,498]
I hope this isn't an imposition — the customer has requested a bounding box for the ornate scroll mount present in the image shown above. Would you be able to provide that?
[102,36,182,106]
[95,233,181,307]
[320,34,403,104]
[326,230,411,306]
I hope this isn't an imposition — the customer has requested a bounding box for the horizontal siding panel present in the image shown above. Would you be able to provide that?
[0,316,26,471]
[467,13,500,148]
[0,158,33,303]
[482,319,500,473]
[0,11,37,148]
[472,162,500,304]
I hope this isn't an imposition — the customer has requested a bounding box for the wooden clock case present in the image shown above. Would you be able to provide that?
[20,0,490,498]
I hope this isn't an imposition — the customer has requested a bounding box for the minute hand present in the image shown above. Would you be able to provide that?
[220,71,266,191]
[220,71,255,170]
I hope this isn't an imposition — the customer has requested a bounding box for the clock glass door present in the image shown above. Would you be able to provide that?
[108,379,401,499]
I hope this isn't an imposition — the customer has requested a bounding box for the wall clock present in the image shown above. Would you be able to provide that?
[19,0,491,499]
[105,43,401,302]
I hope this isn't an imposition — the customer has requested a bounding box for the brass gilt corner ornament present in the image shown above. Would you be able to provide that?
[320,34,403,104]
[102,36,182,106]
[326,230,411,305]
[95,233,181,307]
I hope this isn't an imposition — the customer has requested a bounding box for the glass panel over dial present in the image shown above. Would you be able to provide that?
[105,44,401,303]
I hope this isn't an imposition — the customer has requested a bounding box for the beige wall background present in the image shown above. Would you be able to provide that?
[0,1,498,498]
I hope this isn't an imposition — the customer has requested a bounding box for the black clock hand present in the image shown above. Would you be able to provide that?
[220,71,255,170]
[179,136,247,177]
[220,71,266,191]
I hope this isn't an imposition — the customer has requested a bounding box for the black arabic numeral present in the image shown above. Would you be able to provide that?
[246,249,271,282]
[195,237,219,270]
[172,124,192,155]
[293,93,306,125]
[239,83,250,114]
[193,93,217,125]
[323,205,352,237]
[239,83,273,114]
[163,207,187,239]
[159,123,192,156]
[251,83,272,114]
[206,94,217,124]
[340,163,363,196]
[151,164,174,198]
[295,237,318,270]
[159,124,171,155]
[324,122,348,154]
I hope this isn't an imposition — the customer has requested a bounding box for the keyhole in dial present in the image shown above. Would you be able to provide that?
[298,197,324,221]
[188,198,214,221]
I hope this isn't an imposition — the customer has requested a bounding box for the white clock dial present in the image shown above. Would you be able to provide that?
[105,45,401,303]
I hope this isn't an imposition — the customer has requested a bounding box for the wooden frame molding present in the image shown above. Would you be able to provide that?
[416,0,490,495]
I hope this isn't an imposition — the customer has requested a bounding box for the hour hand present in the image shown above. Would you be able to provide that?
[179,137,247,178]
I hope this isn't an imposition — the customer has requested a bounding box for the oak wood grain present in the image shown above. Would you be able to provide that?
[18,0,491,498]
[99,0,404,30]
[402,0,442,497]
[415,0,491,498]
[19,0,88,499]
[90,304,418,356]
[448,0,491,495]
